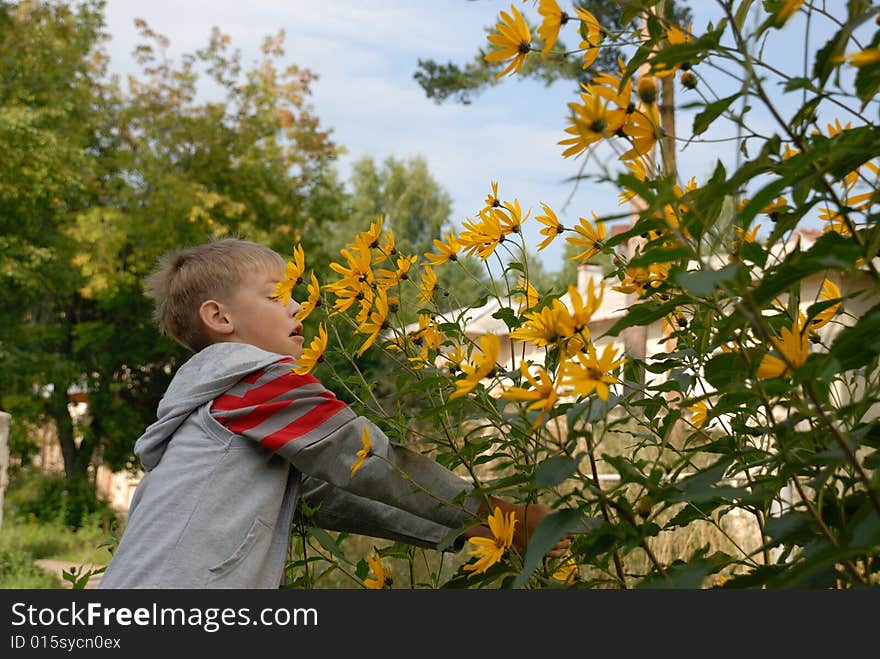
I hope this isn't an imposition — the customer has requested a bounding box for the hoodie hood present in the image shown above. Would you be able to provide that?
[135,342,285,471]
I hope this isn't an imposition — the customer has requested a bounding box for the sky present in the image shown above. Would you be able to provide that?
[100,1,870,272]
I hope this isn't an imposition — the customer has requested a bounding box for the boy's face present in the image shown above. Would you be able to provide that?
[223,267,305,359]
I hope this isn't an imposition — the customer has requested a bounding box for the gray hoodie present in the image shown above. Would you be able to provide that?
[99,342,481,588]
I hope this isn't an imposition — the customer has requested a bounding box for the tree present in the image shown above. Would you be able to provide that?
[0,1,344,485]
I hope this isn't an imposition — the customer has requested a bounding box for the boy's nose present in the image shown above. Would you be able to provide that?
[287,299,302,316]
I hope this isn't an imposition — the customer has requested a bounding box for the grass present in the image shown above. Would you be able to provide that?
[0,512,117,589]
[0,548,62,589]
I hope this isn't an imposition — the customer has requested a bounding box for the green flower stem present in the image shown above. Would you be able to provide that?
[583,430,630,588]
[802,380,880,519]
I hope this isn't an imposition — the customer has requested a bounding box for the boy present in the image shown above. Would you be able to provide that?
[100,237,566,588]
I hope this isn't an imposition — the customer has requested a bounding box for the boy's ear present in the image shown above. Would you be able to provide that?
[199,299,234,336]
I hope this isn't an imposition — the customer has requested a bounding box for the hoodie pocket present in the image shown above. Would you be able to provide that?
[206,517,272,586]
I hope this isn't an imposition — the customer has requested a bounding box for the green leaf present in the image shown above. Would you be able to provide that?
[491,306,521,330]
[704,351,751,389]
[666,500,725,527]
[674,263,741,297]
[535,455,582,488]
[667,458,738,505]
[649,27,725,72]
[692,93,740,136]
[628,245,693,268]
[752,232,863,307]
[605,298,682,337]
[828,301,880,370]
[854,31,880,106]
[307,526,350,564]
[636,557,714,589]
[813,11,876,84]
[734,0,757,31]
[512,509,590,589]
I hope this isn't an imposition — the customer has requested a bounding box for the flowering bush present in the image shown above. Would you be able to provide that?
[284,1,880,589]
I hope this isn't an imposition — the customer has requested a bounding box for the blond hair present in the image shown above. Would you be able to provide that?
[145,237,285,352]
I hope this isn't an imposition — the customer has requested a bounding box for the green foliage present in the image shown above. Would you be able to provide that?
[0,1,344,480]
[5,468,117,530]
[0,549,61,589]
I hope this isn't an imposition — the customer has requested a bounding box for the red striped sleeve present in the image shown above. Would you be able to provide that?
[220,391,339,435]
[260,397,349,451]
[212,366,317,412]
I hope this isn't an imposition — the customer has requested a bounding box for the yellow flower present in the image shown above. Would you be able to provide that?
[292,322,327,376]
[689,401,708,428]
[356,288,391,357]
[351,215,384,252]
[376,254,418,289]
[510,299,574,346]
[613,263,669,297]
[620,105,661,162]
[295,272,321,322]
[537,0,568,56]
[416,265,438,306]
[485,4,532,79]
[501,362,561,428]
[818,207,851,236]
[761,196,789,220]
[350,425,372,478]
[327,280,373,316]
[535,202,565,250]
[463,506,517,577]
[574,6,602,70]
[375,226,397,264]
[563,342,625,400]
[363,548,386,589]
[654,23,693,78]
[552,555,579,584]
[406,315,443,367]
[441,343,467,375]
[560,86,623,158]
[329,243,374,290]
[809,279,841,330]
[484,180,502,210]
[840,46,880,67]
[756,319,809,379]
[460,210,505,261]
[424,229,462,266]
[592,59,632,110]
[618,157,648,205]
[498,198,530,235]
[782,144,800,160]
[450,333,500,400]
[566,212,606,263]
[273,244,306,306]
[514,276,541,312]
[822,118,852,138]
[734,224,761,245]
[776,0,805,24]
[566,279,603,335]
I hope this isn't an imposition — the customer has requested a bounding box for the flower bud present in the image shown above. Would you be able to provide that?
[680,70,698,89]
[637,76,659,105]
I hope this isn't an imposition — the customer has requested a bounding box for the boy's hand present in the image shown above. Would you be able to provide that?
[478,497,573,557]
